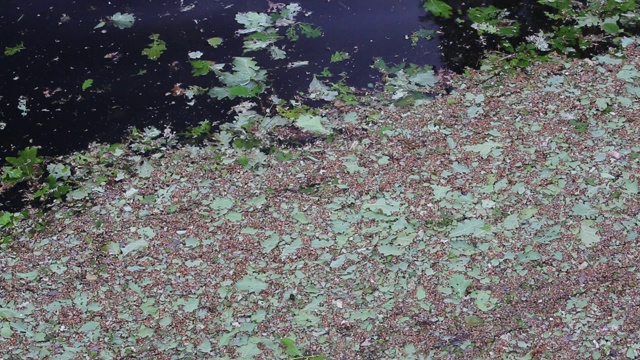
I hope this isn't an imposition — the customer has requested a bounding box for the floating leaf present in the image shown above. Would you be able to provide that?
[121,239,149,257]
[423,0,453,18]
[378,245,404,256]
[235,275,268,293]
[3,43,24,56]
[198,338,212,353]
[111,12,135,29]
[295,114,330,134]
[235,12,272,34]
[141,34,167,60]
[580,220,601,247]
[571,202,598,217]
[308,77,338,101]
[79,321,100,332]
[207,37,223,48]
[601,21,620,34]
[363,197,402,215]
[137,161,154,178]
[282,338,304,356]
[82,79,93,91]
[464,141,503,158]
[330,51,350,63]
[190,60,215,76]
[450,218,485,237]
[449,274,472,298]
[464,315,485,325]
[281,238,302,257]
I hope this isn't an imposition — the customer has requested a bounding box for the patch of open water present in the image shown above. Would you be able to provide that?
[0,0,443,158]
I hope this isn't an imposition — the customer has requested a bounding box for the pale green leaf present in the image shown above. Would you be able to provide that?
[79,321,100,332]
[183,296,200,312]
[121,239,148,257]
[378,245,404,256]
[235,275,268,293]
[571,202,598,217]
[450,218,485,237]
[281,238,302,257]
[449,274,472,298]
[261,233,280,253]
[580,220,601,247]
[363,197,402,215]
[295,115,330,134]
[111,12,135,29]
[235,12,272,34]
[138,325,154,337]
[198,338,212,353]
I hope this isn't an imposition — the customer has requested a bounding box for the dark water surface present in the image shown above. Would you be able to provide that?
[0,0,441,158]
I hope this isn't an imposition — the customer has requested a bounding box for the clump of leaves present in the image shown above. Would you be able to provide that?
[2,147,43,184]
[409,28,436,46]
[181,120,213,142]
[4,43,25,56]
[128,126,176,153]
[190,60,218,77]
[373,58,439,100]
[235,3,321,59]
[141,34,167,60]
[207,57,267,100]
[430,0,640,70]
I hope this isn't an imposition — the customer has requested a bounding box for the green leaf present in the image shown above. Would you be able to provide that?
[423,0,453,18]
[281,338,304,356]
[330,51,350,63]
[580,220,601,247]
[295,115,330,134]
[464,315,485,325]
[206,37,223,48]
[141,34,167,60]
[269,46,286,60]
[601,22,620,34]
[235,275,268,293]
[0,308,20,319]
[4,43,25,56]
[190,60,215,76]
